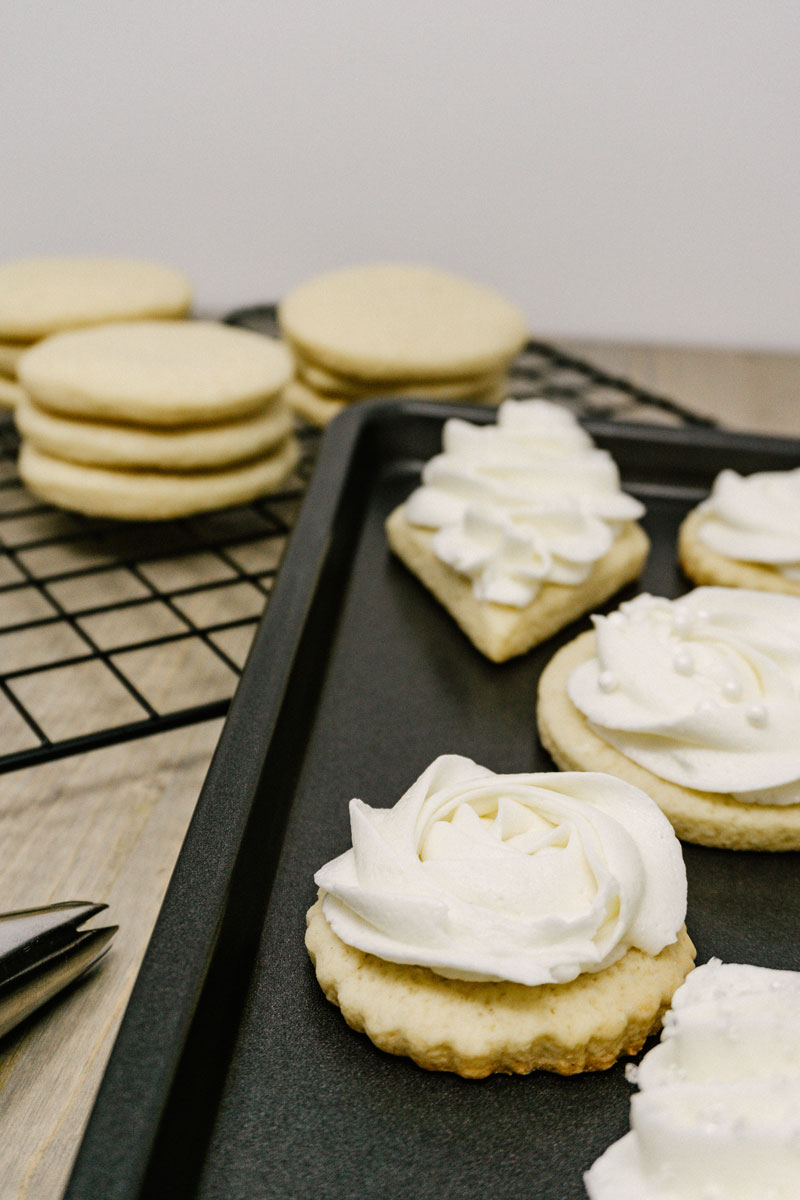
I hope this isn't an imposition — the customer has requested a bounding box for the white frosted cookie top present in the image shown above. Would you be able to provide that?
[568,588,800,804]
[315,754,686,987]
[18,320,294,426]
[279,261,528,379]
[0,257,192,339]
[585,960,800,1200]
[402,400,645,607]
[695,468,800,579]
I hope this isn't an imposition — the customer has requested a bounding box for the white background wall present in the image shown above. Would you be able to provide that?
[3,1,800,349]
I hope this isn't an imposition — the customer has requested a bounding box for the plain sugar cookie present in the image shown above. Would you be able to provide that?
[279,262,528,381]
[0,257,192,340]
[19,437,299,520]
[0,339,30,377]
[14,393,293,471]
[18,320,294,426]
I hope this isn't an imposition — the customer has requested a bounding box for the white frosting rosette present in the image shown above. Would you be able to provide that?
[696,468,800,579]
[585,961,800,1200]
[568,588,800,805]
[402,399,644,607]
[315,754,686,987]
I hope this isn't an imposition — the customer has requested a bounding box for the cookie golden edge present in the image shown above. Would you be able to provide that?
[18,436,300,521]
[285,376,507,427]
[14,392,293,472]
[678,507,800,597]
[306,896,695,1078]
[278,263,529,381]
[385,507,650,662]
[537,629,800,850]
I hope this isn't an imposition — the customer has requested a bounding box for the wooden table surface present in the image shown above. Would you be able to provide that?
[1,339,799,1200]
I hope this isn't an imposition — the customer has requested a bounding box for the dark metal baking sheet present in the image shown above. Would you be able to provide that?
[66,401,800,1200]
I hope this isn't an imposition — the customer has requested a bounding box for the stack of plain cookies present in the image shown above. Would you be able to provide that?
[278,262,529,425]
[16,319,298,520]
[0,257,193,412]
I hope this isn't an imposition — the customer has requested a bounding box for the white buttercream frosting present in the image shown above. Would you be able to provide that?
[585,960,800,1200]
[695,468,800,580]
[314,754,686,987]
[402,399,645,607]
[568,587,800,804]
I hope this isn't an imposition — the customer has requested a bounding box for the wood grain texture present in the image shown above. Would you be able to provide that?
[0,341,798,1200]
[0,719,223,1200]
[561,339,800,436]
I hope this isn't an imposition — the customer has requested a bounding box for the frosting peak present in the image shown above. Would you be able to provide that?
[315,754,686,987]
[402,400,644,607]
[568,588,800,803]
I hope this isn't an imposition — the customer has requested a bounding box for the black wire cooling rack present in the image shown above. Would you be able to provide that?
[0,308,712,776]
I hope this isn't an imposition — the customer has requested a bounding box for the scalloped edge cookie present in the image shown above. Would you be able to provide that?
[306,896,695,1078]
[537,629,800,850]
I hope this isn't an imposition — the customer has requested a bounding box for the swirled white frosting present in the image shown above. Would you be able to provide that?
[402,399,645,607]
[695,468,800,580]
[585,960,800,1200]
[568,588,800,804]
[314,754,686,987]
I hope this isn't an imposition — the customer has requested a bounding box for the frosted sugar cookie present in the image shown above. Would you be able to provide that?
[279,262,528,381]
[307,755,693,1077]
[585,960,800,1199]
[14,393,292,471]
[19,438,299,520]
[385,399,649,661]
[679,467,800,597]
[0,257,191,341]
[537,587,800,849]
[18,320,293,427]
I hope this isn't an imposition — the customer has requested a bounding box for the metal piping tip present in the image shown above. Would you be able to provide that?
[0,902,117,1040]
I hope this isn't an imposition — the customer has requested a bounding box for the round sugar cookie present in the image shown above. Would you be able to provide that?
[279,262,528,381]
[0,257,192,340]
[306,897,695,1078]
[0,339,30,377]
[537,630,800,851]
[19,438,299,520]
[285,376,505,427]
[678,507,800,597]
[296,354,506,400]
[0,377,24,410]
[283,379,347,426]
[18,320,294,427]
[15,394,293,472]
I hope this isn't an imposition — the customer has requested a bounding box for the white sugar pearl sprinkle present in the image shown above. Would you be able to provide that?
[598,670,618,693]
[673,605,691,631]
[673,649,695,675]
[746,703,768,728]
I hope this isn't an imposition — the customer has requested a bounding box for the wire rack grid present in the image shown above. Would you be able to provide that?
[0,309,711,776]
